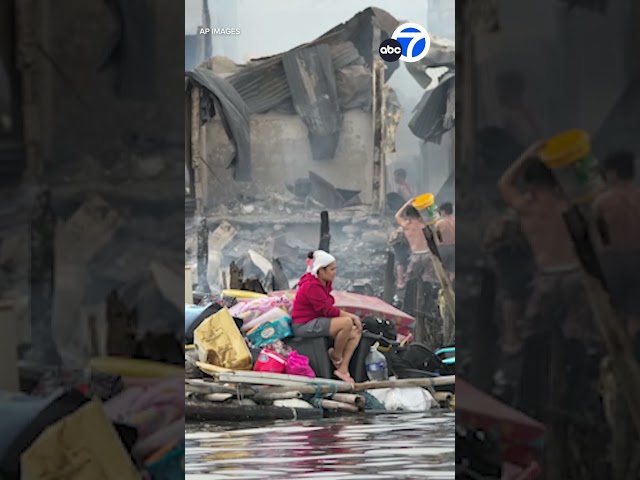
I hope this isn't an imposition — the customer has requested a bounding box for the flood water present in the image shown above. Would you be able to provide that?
[185,411,454,479]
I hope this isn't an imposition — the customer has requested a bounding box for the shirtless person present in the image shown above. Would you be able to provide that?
[435,203,455,280]
[395,199,437,286]
[498,140,600,416]
[592,151,640,344]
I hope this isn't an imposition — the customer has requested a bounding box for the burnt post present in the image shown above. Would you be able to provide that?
[469,266,497,391]
[414,280,426,345]
[371,25,386,214]
[229,261,243,290]
[196,217,210,293]
[191,84,205,217]
[319,210,331,252]
[29,189,58,365]
[383,251,396,304]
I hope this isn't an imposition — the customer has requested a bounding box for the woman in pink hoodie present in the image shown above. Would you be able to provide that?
[291,250,362,383]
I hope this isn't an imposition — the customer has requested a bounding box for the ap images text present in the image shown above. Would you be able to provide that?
[199,28,241,35]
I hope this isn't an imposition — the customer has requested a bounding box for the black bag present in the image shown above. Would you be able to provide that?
[361,316,397,342]
[387,343,453,378]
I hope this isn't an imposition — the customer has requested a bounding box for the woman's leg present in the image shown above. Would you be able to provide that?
[329,317,353,363]
[336,327,362,376]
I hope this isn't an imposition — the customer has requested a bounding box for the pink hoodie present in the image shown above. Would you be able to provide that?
[291,273,340,324]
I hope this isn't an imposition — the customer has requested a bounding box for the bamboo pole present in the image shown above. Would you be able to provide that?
[186,379,259,396]
[203,393,234,402]
[311,398,359,413]
[254,390,303,402]
[433,392,453,404]
[206,371,454,392]
[330,393,365,408]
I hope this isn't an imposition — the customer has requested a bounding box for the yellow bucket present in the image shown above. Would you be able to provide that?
[539,129,603,204]
[412,193,439,225]
[222,289,268,299]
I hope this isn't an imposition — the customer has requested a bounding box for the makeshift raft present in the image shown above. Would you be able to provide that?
[186,368,455,421]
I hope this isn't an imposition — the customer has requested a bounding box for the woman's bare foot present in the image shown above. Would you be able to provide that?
[328,348,342,368]
[334,370,354,383]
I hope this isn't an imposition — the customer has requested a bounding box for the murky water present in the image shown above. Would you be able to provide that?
[186,412,454,479]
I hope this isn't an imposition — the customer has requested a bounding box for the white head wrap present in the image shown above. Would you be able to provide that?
[306,250,336,277]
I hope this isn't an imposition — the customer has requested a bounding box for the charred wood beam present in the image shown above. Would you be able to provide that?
[196,217,210,293]
[319,210,331,252]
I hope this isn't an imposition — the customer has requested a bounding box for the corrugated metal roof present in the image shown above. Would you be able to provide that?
[222,7,401,114]
[226,41,362,114]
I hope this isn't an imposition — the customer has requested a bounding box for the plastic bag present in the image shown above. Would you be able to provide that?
[285,351,315,377]
[246,316,292,347]
[253,349,286,374]
[367,387,435,411]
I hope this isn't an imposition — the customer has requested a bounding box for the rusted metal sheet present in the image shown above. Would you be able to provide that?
[282,45,342,160]
[227,42,362,115]
[409,73,455,144]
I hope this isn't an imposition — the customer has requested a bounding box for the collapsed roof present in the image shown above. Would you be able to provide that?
[405,36,456,144]
[185,69,252,181]
[197,7,402,163]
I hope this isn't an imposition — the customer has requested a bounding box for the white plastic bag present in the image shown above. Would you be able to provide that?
[368,387,436,411]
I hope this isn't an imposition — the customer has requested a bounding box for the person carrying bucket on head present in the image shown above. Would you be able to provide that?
[498,139,601,419]
[394,197,438,287]
[592,151,640,355]
[290,250,362,383]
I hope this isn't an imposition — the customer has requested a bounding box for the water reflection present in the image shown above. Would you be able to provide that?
[186,412,454,479]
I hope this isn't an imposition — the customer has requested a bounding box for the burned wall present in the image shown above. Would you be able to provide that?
[202,109,374,209]
[27,0,183,181]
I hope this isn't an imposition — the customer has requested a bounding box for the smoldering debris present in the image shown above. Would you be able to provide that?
[185,200,394,298]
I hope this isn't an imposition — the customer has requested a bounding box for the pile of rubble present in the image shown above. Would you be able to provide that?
[185,202,394,298]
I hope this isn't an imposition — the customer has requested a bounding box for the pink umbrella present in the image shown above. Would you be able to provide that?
[270,290,415,336]
[457,378,545,468]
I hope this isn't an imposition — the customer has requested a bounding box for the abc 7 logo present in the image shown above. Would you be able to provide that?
[379,39,403,62]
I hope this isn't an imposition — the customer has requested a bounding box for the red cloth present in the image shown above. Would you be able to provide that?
[291,273,340,324]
